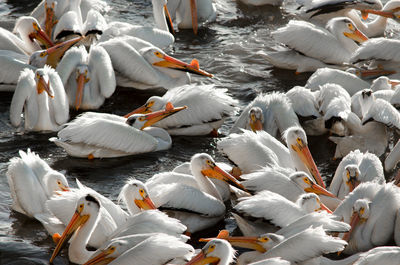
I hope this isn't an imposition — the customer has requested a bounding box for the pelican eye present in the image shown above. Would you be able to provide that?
[206,160,214,167]
[79,204,84,210]
[110,246,116,251]
[138,117,146,122]
[359,207,365,216]
[139,189,145,197]
[250,113,256,121]
[147,101,154,107]
[296,137,303,146]
[208,244,216,253]
[32,22,40,31]
[85,69,88,75]
[259,236,269,242]
[347,23,354,31]
[154,51,163,58]
[303,177,310,184]
[40,51,47,57]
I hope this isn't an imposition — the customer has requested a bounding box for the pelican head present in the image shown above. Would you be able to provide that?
[82,238,126,265]
[143,47,213,78]
[247,107,264,132]
[327,17,368,44]
[190,153,247,192]
[342,199,370,242]
[34,68,54,98]
[343,165,360,193]
[185,239,236,265]
[126,102,187,130]
[124,96,165,117]
[118,178,156,215]
[290,172,336,198]
[14,16,54,48]
[200,232,283,254]
[43,171,70,197]
[50,194,101,263]
[359,89,375,117]
[297,193,332,213]
[29,36,83,68]
[284,127,325,188]
[74,65,90,110]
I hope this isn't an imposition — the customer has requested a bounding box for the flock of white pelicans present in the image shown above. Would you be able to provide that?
[6,0,400,264]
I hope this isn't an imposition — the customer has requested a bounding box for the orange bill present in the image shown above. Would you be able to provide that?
[201,164,248,192]
[190,0,198,35]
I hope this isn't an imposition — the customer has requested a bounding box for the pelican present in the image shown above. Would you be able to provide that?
[240,171,340,210]
[50,103,186,158]
[286,86,320,120]
[49,194,189,264]
[82,233,194,265]
[334,182,400,254]
[6,149,69,219]
[218,127,326,188]
[145,153,248,233]
[260,17,368,73]
[305,68,370,96]
[329,150,385,199]
[351,246,400,265]
[234,191,332,229]
[151,0,175,35]
[0,16,53,55]
[385,139,400,172]
[229,92,300,137]
[10,66,69,132]
[56,45,115,110]
[185,239,236,265]
[166,0,217,34]
[213,227,347,265]
[296,0,392,37]
[124,84,238,136]
[98,36,212,90]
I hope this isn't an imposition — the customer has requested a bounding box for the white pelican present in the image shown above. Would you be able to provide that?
[305,68,370,96]
[351,88,398,118]
[151,0,175,35]
[185,239,236,265]
[334,182,400,254]
[49,194,188,264]
[56,45,115,110]
[229,92,300,137]
[351,246,400,265]
[166,0,217,34]
[240,171,340,210]
[0,16,53,55]
[234,191,332,229]
[218,127,326,188]
[124,84,238,136]
[296,0,394,37]
[329,149,385,199]
[385,139,400,172]
[6,149,69,219]
[82,233,194,265]
[221,226,347,265]
[50,103,186,158]
[98,36,212,90]
[10,66,69,132]
[145,153,248,233]
[260,17,368,73]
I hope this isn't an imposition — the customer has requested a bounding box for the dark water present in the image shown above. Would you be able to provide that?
[0,0,397,264]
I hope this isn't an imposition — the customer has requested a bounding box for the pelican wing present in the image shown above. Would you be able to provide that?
[272,20,350,64]
[155,84,238,128]
[10,68,36,128]
[88,45,116,98]
[82,9,107,35]
[99,38,161,86]
[264,226,347,262]
[351,38,400,63]
[0,51,33,89]
[109,234,194,265]
[111,210,187,239]
[354,247,400,265]
[148,182,225,217]
[234,190,304,227]
[358,153,384,183]
[57,117,158,153]
[217,131,280,174]
[286,86,320,118]
[102,21,174,48]
[56,46,86,85]
[0,27,32,55]
[6,156,47,217]
[362,98,400,130]
[46,66,69,125]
